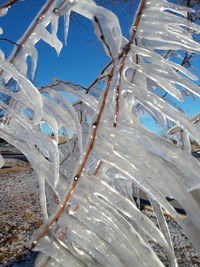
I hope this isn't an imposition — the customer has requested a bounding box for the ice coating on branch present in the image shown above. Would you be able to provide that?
[50,92,83,155]
[35,174,165,266]
[0,8,8,17]
[127,45,200,100]
[120,116,200,191]
[41,80,99,111]
[93,126,200,251]
[71,0,122,58]
[136,0,200,51]
[7,0,62,79]
[168,112,200,135]
[39,15,62,55]
[123,82,200,143]
[0,49,4,60]
[0,59,43,124]
[34,234,84,266]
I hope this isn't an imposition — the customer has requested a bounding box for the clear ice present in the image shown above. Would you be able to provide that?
[0,0,200,266]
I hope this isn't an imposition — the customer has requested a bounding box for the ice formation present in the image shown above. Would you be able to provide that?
[0,0,200,266]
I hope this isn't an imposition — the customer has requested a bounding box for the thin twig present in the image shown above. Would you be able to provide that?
[39,73,109,94]
[113,0,146,127]
[39,80,87,92]
[0,38,19,47]
[0,0,20,9]
[73,69,114,179]
[60,139,76,165]
[59,228,68,242]
[192,8,200,22]
[86,73,109,93]
[93,16,114,60]
[180,130,184,150]
[169,116,200,135]
[100,61,113,76]
[93,161,102,176]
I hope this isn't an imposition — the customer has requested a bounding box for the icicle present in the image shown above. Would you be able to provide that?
[124,82,200,143]
[0,8,8,17]
[7,0,62,79]
[127,45,200,99]
[1,0,200,265]
[38,175,48,220]
[74,175,172,260]
[34,234,84,267]
[0,153,4,168]
[42,81,99,111]
[71,1,122,58]
[150,198,177,267]
[0,59,43,124]
[52,92,83,155]
[135,0,200,52]
[64,12,71,45]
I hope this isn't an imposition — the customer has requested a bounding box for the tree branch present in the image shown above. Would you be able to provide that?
[0,0,20,9]
[9,0,56,65]
[38,80,87,92]
[31,66,115,249]
[0,37,19,47]
[113,0,146,127]
[93,160,102,176]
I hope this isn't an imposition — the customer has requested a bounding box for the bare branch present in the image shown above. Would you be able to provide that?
[39,73,109,95]
[0,37,19,47]
[86,73,109,93]
[38,80,87,92]
[0,0,20,9]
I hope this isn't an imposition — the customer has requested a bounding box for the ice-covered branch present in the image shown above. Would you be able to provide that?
[1,0,200,265]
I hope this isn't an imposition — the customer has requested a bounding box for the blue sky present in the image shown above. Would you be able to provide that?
[0,0,200,134]
[0,0,134,87]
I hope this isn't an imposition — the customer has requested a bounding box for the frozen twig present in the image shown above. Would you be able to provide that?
[93,15,114,60]
[86,73,109,93]
[0,38,19,47]
[39,74,109,95]
[0,0,20,9]
[9,0,57,65]
[113,0,146,127]
[39,80,87,92]
[93,160,102,176]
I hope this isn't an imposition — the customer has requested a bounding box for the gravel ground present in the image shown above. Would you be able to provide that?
[0,160,43,266]
[0,160,200,266]
[142,209,200,266]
